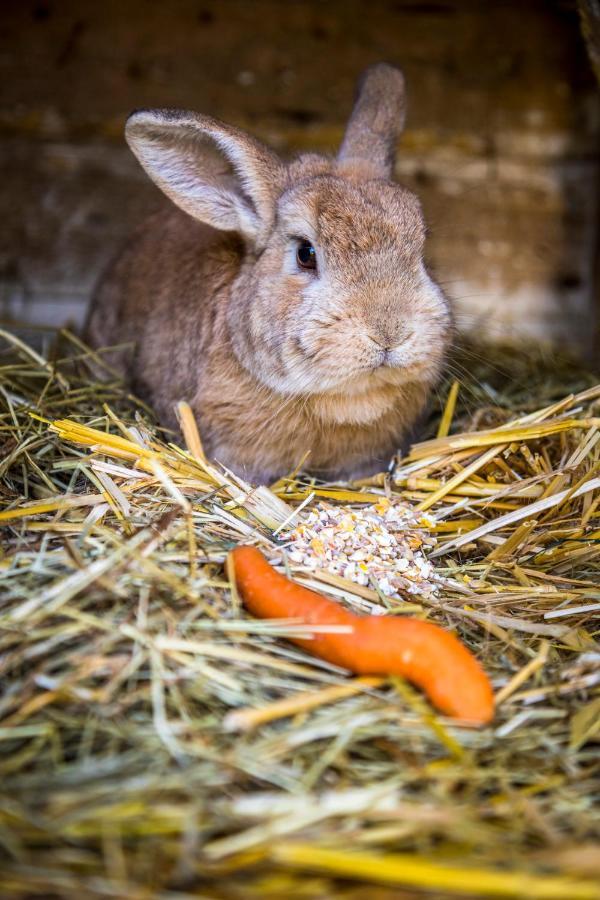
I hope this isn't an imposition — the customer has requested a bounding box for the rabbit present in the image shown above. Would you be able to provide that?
[85,64,452,484]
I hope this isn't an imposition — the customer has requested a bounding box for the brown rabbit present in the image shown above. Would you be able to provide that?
[86,64,451,483]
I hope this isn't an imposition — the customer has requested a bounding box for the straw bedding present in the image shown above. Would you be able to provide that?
[1,327,599,899]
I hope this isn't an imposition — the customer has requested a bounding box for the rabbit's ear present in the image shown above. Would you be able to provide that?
[338,64,406,178]
[125,110,285,246]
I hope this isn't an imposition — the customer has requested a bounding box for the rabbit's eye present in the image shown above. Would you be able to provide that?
[296,240,317,271]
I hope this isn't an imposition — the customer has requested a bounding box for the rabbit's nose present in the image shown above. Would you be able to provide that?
[368,329,412,353]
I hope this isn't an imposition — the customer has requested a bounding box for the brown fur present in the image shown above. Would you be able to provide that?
[85,64,451,483]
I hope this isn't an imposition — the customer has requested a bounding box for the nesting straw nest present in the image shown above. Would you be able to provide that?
[1,327,599,899]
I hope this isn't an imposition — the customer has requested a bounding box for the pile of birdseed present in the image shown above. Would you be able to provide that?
[281,497,440,600]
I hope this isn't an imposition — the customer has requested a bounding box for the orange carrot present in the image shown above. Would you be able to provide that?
[230,546,494,725]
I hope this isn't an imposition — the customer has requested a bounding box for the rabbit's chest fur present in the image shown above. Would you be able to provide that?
[192,347,427,481]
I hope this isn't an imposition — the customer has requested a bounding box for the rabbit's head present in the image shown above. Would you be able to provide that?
[126,64,451,404]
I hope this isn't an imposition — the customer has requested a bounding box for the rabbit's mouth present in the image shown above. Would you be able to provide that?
[366,357,442,388]
[316,362,429,398]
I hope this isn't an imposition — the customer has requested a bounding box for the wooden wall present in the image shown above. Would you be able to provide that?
[0,0,598,355]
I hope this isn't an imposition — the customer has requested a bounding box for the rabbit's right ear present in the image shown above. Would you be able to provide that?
[125,110,285,246]
[338,64,406,178]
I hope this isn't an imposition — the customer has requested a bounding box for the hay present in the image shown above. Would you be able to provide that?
[1,327,599,899]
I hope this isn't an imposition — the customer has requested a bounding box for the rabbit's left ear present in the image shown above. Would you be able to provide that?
[125,110,285,246]
[338,64,406,178]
